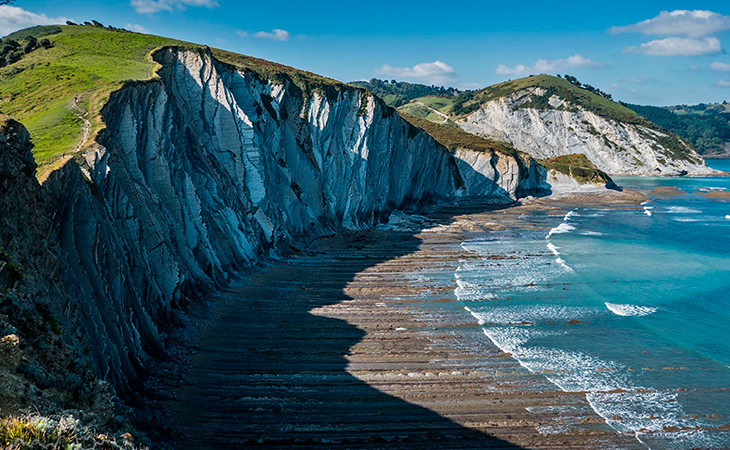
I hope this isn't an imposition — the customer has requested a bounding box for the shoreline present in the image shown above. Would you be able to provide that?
[161,195,648,449]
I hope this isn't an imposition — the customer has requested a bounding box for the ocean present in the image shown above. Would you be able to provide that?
[455,160,730,449]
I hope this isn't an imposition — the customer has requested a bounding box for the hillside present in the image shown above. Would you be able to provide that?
[0,23,345,179]
[397,74,713,176]
[401,113,612,187]
[624,102,730,157]
[349,78,462,108]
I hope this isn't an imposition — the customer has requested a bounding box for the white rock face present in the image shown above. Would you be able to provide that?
[42,48,548,387]
[458,87,716,176]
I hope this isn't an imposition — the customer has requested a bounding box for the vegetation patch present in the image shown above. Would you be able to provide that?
[400,112,523,160]
[539,153,612,185]
[0,413,141,450]
[624,102,730,157]
[0,24,179,172]
[514,87,555,111]
[453,75,641,124]
[357,91,369,117]
[0,250,24,282]
[349,78,462,108]
[397,102,448,123]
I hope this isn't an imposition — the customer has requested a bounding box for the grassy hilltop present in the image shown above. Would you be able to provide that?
[0,25,178,170]
[397,75,642,124]
[0,23,342,178]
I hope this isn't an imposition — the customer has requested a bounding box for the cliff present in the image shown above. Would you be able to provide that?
[397,75,716,176]
[0,116,114,422]
[0,44,549,400]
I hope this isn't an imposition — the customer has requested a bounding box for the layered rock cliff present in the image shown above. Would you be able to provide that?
[0,117,112,417]
[457,86,714,176]
[7,47,549,393]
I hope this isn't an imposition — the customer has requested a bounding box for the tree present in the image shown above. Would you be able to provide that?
[0,1,14,5]
[23,36,37,54]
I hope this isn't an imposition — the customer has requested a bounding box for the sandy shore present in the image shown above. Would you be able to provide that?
[162,195,647,449]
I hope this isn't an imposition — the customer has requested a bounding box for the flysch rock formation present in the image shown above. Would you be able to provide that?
[457,87,717,176]
[0,47,553,398]
[0,117,114,417]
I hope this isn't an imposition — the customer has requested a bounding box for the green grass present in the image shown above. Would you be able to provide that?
[0,413,142,450]
[459,75,641,123]
[0,415,73,449]
[400,112,524,160]
[398,102,447,123]
[0,25,356,175]
[0,25,180,172]
[416,95,455,113]
[538,153,612,184]
[3,25,62,42]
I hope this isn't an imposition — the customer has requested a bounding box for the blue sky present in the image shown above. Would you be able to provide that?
[3,1,730,105]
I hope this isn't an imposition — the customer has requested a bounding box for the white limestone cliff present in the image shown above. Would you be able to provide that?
[457,87,716,176]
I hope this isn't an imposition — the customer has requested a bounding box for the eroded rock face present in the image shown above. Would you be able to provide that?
[457,87,715,176]
[0,118,104,413]
[40,48,548,391]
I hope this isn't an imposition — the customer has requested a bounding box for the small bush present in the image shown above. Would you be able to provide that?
[0,413,145,449]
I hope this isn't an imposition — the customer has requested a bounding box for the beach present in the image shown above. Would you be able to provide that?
[162,190,649,449]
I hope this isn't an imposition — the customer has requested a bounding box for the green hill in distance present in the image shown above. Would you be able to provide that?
[624,102,730,157]
[398,75,641,124]
[349,78,463,108]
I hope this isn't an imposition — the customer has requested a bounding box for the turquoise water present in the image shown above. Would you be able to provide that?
[456,160,730,449]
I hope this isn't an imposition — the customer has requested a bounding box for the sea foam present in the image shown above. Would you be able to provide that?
[546,210,577,239]
[667,206,701,214]
[605,302,657,317]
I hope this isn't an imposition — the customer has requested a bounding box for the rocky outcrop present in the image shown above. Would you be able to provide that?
[0,117,109,415]
[34,47,548,391]
[458,87,716,176]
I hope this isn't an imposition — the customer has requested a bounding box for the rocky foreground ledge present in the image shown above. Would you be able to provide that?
[160,199,646,450]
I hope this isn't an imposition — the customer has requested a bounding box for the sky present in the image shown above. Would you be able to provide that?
[3,1,730,106]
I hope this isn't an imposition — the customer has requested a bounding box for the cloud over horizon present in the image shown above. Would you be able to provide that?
[711,62,730,72]
[624,37,723,56]
[130,0,219,14]
[612,10,729,57]
[253,29,290,41]
[376,61,457,85]
[495,54,604,77]
[610,10,730,38]
[125,23,149,33]
[0,5,69,36]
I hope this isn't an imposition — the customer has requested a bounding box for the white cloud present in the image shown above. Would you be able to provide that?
[376,61,457,85]
[711,62,730,72]
[716,80,730,87]
[130,0,219,14]
[624,37,722,56]
[0,5,69,36]
[610,10,730,38]
[495,54,604,76]
[235,30,249,38]
[125,23,149,33]
[253,29,289,41]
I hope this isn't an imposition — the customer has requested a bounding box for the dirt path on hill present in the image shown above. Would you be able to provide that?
[414,100,450,123]
[70,94,91,153]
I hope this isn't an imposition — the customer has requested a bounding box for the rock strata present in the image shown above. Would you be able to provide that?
[458,87,715,176]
